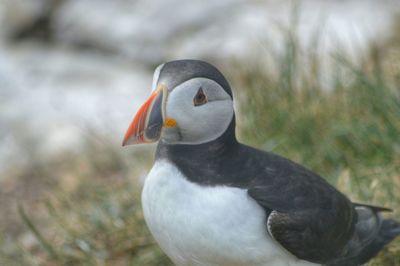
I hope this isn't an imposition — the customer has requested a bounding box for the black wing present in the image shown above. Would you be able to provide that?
[245,147,400,265]
[245,146,356,264]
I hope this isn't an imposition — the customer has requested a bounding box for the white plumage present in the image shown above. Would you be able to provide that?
[142,160,319,266]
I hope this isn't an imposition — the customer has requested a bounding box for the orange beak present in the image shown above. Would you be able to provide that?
[122,85,167,146]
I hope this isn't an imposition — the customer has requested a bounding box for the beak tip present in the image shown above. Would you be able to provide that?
[122,136,138,146]
[122,138,129,147]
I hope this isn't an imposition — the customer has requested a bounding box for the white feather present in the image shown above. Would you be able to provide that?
[152,63,165,91]
[142,160,319,266]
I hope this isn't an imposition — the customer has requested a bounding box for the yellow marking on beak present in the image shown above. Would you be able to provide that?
[164,118,177,128]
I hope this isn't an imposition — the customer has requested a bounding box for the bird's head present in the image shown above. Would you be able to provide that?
[122,60,235,146]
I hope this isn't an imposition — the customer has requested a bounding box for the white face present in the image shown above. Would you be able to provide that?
[161,77,234,145]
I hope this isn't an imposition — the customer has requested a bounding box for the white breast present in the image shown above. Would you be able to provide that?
[141,160,319,266]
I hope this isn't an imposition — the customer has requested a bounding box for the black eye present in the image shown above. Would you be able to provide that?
[193,87,208,106]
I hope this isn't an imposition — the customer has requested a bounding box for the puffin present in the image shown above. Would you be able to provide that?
[122,60,400,266]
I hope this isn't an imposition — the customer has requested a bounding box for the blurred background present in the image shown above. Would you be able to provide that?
[1,0,400,265]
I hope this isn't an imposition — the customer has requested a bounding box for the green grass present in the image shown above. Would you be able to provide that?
[1,21,400,265]
[230,23,400,265]
[0,136,172,266]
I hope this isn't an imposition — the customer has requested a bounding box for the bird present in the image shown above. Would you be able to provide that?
[122,59,400,266]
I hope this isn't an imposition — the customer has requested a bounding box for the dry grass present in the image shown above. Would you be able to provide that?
[0,135,172,265]
[1,16,400,266]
